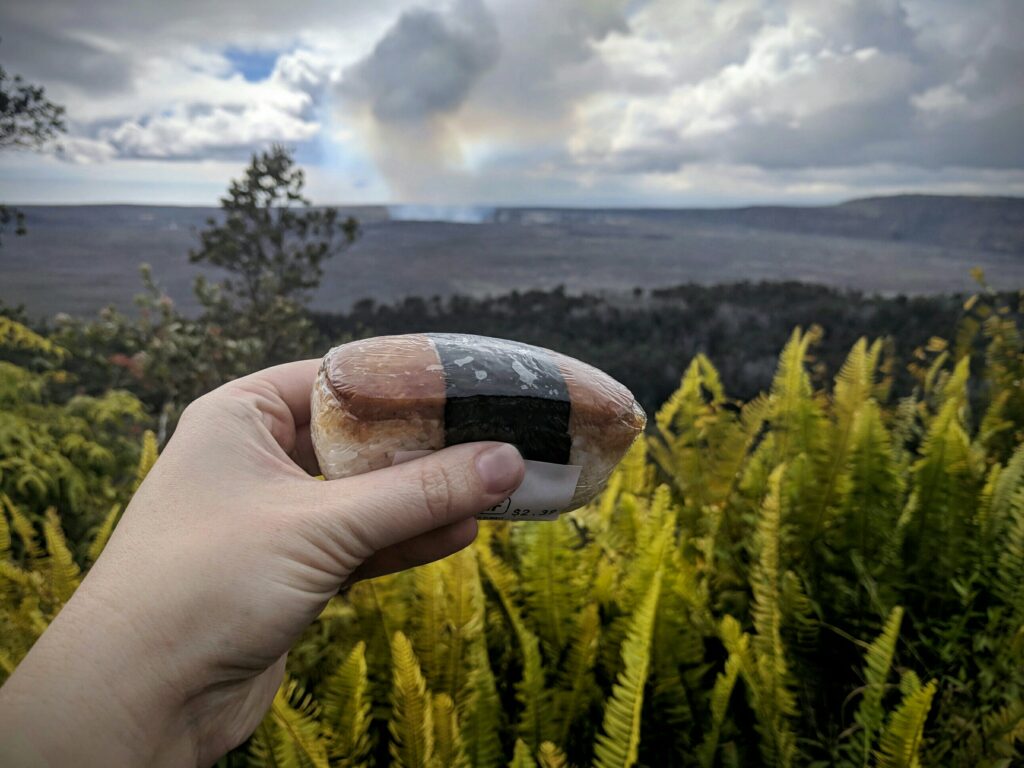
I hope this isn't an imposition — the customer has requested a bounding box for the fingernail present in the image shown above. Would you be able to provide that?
[476,444,524,494]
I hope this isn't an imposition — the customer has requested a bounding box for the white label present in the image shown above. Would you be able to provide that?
[392,450,582,521]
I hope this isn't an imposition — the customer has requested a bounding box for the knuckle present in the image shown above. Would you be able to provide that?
[418,461,457,524]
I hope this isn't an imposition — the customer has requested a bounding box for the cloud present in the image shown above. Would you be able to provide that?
[342,0,498,122]
[337,0,500,200]
[0,0,1022,205]
[568,0,1024,175]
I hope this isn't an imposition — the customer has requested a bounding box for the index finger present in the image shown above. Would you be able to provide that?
[229,358,322,429]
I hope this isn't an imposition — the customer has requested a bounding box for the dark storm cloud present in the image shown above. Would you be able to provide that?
[341,0,499,122]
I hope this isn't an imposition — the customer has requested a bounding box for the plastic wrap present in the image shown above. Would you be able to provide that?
[310,333,646,518]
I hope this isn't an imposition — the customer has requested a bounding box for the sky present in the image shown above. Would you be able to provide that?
[0,0,1022,207]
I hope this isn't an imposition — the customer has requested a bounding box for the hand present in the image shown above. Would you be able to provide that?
[0,360,525,767]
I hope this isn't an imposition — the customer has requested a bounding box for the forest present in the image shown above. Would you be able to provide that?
[1,147,1022,766]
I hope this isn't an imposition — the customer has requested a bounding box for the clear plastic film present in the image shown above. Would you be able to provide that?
[310,333,646,518]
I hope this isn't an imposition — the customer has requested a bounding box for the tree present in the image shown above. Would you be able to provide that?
[190,144,358,366]
[0,64,66,245]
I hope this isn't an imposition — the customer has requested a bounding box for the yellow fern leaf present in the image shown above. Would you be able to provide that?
[268,677,331,768]
[433,692,470,768]
[86,503,122,564]
[134,429,158,491]
[42,508,80,605]
[322,641,371,767]
[2,494,40,559]
[876,677,937,768]
[593,568,664,768]
[479,544,553,750]
[508,738,537,768]
[536,741,568,768]
[390,630,436,768]
[853,606,904,759]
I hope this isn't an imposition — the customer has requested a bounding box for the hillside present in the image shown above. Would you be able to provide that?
[1,195,1021,318]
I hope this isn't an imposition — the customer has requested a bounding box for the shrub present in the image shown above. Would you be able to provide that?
[1,290,1022,766]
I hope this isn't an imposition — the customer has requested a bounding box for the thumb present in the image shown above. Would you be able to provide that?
[317,442,525,555]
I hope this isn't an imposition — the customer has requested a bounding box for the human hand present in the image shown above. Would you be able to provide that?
[0,360,525,767]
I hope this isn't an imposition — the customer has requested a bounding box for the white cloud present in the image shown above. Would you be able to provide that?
[0,0,1021,204]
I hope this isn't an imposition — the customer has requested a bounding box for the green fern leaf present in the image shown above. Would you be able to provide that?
[134,429,158,491]
[508,738,537,768]
[876,677,937,768]
[536,741,568,768]
[433,692,470,768]
[593,568,664,768]
[552,602,600,747]
[322,641,371,767]
[42,508,80,604]
[697,633,742,768]
[269,677,331,768]
[479,544,553,750]
[460,638,503,768]
[851,607,904,761]
[390,630,436,768]
[86,503,121,564]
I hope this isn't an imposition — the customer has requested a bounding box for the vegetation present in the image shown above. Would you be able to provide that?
[190,144,359,369]
[0,62,66,244]
[1,278,1021,766]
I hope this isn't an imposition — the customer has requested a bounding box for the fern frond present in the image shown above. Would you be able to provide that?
[433,692,470,768]
[134,429,158,491]
[42,508,80,604]
[269,677,331,768]
[479,544,553,750]
[508,738,537,768]
[536,741,568,768]
[412,559,446,688]
[515,515,582,659]
[440,548,485,706]
[852,607,904,760]
[996,488,1024,617]
[697,647,742,768]
[322,641,371,767]
[2,494,40,559]
[876,677,937,768]
[747,465,798,768]
[593,568,664,768]
[86,503,121,564]
[553,602,600,747]
[460,638,503,768]
[389,630,436,768]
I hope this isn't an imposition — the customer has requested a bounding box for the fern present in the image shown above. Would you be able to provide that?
[264,677,331,768]
[389,630,436,768]
[747,465,798,768]
[876,676,937,768]
[508,738,537,768]
[441,548,486,706]
[2,494,40,559]
[479,543,553,750]
[412,560,447,687]
[851,607,904,763]
[515,516,582,659]
[321,641,371,767]
[536,741,568,768]
[433,692,470,768]
[460,638,503,768]
[552,602,600,747]
[42,507,80,604]
[697,636,743,768]
[134,429,158,490]
[593,568,664,768]
[86,503,121,564]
